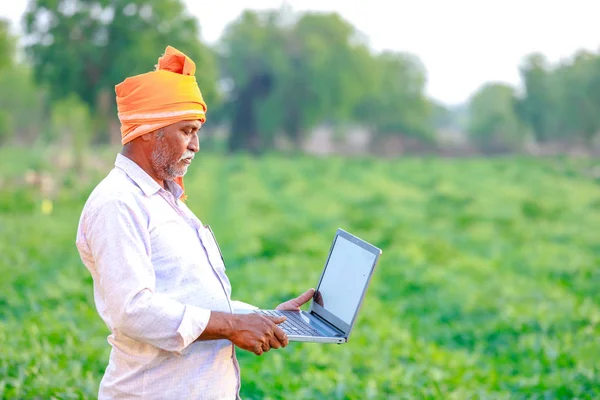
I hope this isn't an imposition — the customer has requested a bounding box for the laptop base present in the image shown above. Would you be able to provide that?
[286,334,346,344]
[255,309,347,344]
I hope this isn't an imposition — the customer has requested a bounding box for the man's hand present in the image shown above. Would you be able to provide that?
[197,288,316,355]
[276,288,315,311]
[229,313,289,356]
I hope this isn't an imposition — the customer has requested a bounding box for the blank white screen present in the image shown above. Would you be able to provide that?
[315,236,376,325]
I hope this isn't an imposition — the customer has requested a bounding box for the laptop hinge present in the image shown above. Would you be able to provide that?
[310,311,345,335]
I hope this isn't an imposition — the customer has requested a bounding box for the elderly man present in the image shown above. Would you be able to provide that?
[75,46,314,399]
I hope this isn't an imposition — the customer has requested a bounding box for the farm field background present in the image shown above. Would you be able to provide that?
[1,146,599,399]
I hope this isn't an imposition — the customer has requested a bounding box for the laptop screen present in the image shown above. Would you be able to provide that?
[313,234,378,326]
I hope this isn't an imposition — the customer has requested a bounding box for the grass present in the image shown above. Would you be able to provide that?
[1,146,599,399]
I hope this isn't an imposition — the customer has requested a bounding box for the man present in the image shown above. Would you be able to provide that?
[75,46,314,399]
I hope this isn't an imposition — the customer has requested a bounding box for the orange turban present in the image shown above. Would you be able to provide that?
[115,46,207,199]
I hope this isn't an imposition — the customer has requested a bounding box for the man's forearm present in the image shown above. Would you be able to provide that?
[195,311,288,355]
[196,311,236,341]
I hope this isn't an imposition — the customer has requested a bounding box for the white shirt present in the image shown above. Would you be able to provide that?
[76,154,247,399]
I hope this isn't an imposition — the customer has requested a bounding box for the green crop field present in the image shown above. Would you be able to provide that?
[1,146,600,399]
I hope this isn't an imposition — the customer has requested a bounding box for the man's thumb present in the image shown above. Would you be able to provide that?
[296,288,315,304]
[271,316,286,324]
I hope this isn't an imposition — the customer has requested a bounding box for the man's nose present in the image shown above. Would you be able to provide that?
[189,132,200,152]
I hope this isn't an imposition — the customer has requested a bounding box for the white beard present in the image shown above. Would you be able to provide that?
[150,137,190,180]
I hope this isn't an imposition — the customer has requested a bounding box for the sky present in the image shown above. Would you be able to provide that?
[2,0,600,105]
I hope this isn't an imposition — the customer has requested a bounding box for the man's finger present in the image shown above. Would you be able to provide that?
[273,326,289,347]
[269,334,282,350]
[261,341,270,353]
[276,288,317,311]
[268,316,286,324]
[291,288,315,307]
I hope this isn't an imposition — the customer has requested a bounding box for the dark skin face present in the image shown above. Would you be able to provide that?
[122,119,202,188]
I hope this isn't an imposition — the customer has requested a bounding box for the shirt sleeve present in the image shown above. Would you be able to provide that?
[231,300,258,313]
[84,197,211,353]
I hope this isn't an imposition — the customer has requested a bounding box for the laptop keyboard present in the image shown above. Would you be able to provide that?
[257,310,324,337]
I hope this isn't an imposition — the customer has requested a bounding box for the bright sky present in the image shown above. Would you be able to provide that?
[2,0,599,105]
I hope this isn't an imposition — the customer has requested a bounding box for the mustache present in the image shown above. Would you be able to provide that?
[179,150,195,161]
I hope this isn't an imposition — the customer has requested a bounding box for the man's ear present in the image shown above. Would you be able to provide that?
[141,133,153,142]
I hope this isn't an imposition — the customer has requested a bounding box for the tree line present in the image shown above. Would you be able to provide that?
[1,0,599,155]
[468,52,600,153]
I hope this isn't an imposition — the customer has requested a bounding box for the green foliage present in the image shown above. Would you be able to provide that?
[218,9,288,152]
[12,1,600,153]
[0,18,15,71]
[516,51,600,146]
[0,19,28,145]
[287,13,371,135]
[468,83,525,152]
[552,51,600,145]
[515,53,555,143]
[431,101,453,130]
[359,51,434,141]
[218,9,434,152]
[23,0,219,142]
[0,110,13,146]
[0,65,48,145]
[1,147,600,398]
[50,94,93,169]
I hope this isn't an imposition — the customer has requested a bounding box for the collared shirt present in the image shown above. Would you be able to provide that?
[76,154,243,399]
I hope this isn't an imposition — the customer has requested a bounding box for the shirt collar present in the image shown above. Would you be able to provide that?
[115,153,183,199]
[165,179,184,199]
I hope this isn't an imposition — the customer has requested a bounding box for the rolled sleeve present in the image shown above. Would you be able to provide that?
[176,305,211,350]
[84,196,212,353]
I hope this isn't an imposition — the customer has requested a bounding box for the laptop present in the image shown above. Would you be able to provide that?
[254,228,382,344]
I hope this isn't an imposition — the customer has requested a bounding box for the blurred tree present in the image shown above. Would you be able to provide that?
[218,10,284,153]
[440,103,469,133]
[514,53,558,143]
[282,12,372,146]
[515,50,600,148]
[358,51,434,143]
[50,94,92,169]
[0,18,15,71]
[468,83,525,153]
[221,9,427,153]
[554,51,600,145]
[431,101,453,130]
[0,19,39,146]
[220,9,374,152]
[23,0,219,143]
[0,66,48,146]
